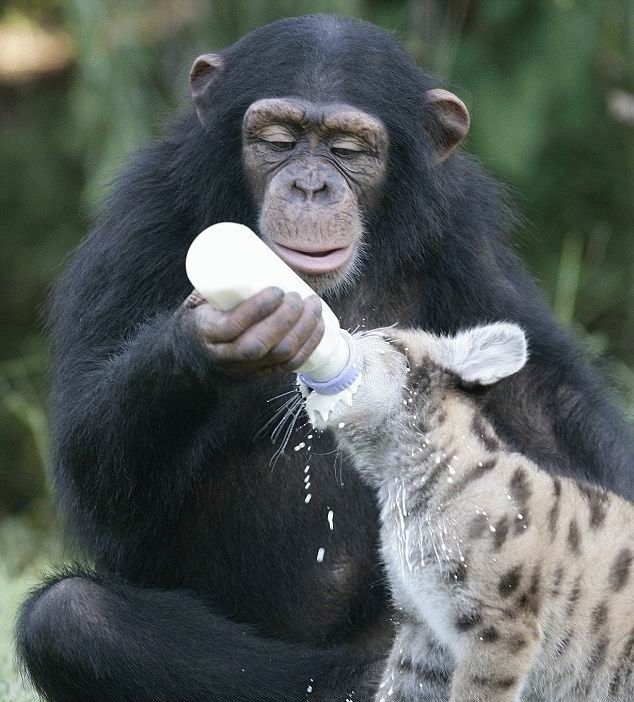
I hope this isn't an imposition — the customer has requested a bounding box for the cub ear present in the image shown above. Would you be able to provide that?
[443,323,528,385]
[190,53,224,125]
[425,88,470,162]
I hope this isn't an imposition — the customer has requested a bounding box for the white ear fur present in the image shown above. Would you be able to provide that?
[438,323,528,385]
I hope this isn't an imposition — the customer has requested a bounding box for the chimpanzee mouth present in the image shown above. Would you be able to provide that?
[270,242,355,275]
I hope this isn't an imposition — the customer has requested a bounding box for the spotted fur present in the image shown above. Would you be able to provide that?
[310,326,634,702]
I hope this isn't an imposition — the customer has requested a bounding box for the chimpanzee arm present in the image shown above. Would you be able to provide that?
[51,301,236,542]
[48,145,249,546]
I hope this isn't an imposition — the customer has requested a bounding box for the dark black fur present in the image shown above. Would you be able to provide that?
[16,15,633,701]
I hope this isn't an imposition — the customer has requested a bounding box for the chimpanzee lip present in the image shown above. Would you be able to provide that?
[270,242,355,274]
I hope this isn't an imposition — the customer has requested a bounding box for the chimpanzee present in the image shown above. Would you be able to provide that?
[16,14,633,702]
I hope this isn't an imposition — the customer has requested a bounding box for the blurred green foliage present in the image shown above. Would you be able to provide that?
[0,0,633,575]
[0,516,62,700]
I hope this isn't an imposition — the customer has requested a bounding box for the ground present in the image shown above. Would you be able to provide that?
[0,518,59,702]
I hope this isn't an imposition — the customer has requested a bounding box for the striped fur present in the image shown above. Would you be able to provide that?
[311,329,634,702]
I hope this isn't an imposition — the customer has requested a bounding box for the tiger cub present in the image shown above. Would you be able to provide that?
[304,324,634,702]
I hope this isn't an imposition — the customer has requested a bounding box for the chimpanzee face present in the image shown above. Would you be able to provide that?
[189,50,470,295]
[241,98,388,293]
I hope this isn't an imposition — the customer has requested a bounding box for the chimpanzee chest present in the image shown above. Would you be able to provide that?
[171,421,389,645]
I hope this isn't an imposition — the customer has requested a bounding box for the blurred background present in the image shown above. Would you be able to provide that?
[0,0,632,697]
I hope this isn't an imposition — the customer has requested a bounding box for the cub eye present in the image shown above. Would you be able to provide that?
[257,125,297,152]
[330,137,366,157]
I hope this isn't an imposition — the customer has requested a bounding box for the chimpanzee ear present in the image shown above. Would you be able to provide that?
[425,88,470,162]
[440,323,528,385]
[190,53,224,125]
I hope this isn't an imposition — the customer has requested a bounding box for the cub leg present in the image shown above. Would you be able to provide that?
[375,620,452,702]
[448,618,539,702]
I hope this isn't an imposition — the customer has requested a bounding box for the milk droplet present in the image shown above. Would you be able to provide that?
[316,547,325,562]
[489,525,496,532]
[517,513,524,520]
[338,422,346,428]
[294,442,306,451]
[307,685,313,693]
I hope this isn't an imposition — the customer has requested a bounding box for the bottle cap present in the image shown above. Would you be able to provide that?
[298,331,363,396]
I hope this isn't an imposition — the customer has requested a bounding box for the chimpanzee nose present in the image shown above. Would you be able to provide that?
[292,171,329,202]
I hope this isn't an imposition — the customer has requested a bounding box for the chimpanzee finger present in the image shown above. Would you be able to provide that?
[182,289,207,309]
[231,292,304,360]
[196,287,285,344]
[268,295,323,364]
[208,292,303,363]
[284,316,326,371]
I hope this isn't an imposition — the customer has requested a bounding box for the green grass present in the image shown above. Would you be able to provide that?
[0,518,60,702]
[0,571,39,702]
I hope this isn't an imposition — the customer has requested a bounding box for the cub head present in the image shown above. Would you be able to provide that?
[392,322,528,387]
[306,323,528,432]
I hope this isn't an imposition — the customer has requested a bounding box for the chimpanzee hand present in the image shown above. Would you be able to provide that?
[183,287,325,375]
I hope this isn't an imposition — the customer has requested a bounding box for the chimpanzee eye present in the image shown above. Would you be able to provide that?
[267,141,296,152]
[331,146,360,157]
[257,125,297,152]
[330,137,366,157]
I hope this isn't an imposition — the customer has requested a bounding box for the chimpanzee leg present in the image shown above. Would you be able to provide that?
[16,568,364,702]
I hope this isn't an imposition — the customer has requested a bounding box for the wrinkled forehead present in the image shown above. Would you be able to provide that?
[243,97,387,142]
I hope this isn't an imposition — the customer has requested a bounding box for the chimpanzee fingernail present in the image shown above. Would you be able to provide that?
[267,286,285,299]
[284,291,303,311]
[306,295,323,316]
[182,290,206,309]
